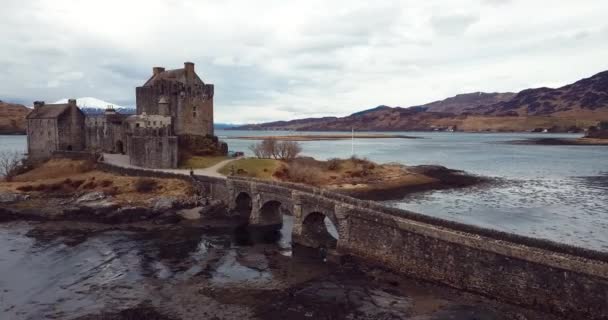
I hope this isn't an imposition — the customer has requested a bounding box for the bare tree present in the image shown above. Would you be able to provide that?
[261,138,278,159]
[249,138,302,160]
[276,141,302,160]
[249,143,264,158]
[0,151,23,182]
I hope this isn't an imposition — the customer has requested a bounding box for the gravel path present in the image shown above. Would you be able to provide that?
[102,153,240,179]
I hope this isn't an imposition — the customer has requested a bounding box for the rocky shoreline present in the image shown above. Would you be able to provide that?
[0,191,226,225]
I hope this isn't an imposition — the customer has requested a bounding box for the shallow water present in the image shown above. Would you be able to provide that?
[0,220,544,320]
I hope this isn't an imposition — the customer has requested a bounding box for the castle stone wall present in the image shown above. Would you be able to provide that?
[136,79,214,137]
[56,105,85,152]
[85,117,127,153]
[27,118,58,159]
[128,135,178,169]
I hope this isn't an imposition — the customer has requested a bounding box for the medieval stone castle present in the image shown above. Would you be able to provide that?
[26,62,226,168]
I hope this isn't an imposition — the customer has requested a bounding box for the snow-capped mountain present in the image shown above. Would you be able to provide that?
[53,97,125,109]
[53,97,135,115]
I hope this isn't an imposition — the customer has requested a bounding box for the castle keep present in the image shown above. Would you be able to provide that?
[27,62,226,168]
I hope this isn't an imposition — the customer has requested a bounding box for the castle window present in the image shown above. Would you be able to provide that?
[193,106,197,112]
[153,121,157,125]
[136,123,140,128]
[193,112,197,118]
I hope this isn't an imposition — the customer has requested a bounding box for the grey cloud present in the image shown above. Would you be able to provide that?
[430,13,480,36]
[482,0,513,6]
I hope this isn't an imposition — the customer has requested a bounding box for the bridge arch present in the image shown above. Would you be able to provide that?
[301,211,339,249]
[234,192,252,221]
[259,200,285,226]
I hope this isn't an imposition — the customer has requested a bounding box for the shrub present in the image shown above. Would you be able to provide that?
[0,151,23,182]
[70,180,84,189]
[103,186,119,196]
[100,180,113,187]
[284,163,321,185]
[134,178,158,193]
[82,181,97,189]
[17,185,33,192]
[326,158,341,171]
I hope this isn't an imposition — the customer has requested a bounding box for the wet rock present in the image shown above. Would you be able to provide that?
[178,207,202,220]
[200,199,226,217]
[237,252,269,271]
[152,197,177,211]
[76,192,106,203]
[0,192,29,203]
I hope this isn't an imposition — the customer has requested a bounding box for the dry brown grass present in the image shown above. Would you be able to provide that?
[0,159,194,205]
[273,156,435,191]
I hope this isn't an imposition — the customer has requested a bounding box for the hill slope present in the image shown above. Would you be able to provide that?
[0,101,30,134]
[234,70,608,132]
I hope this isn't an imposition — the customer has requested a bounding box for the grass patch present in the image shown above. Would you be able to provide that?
[179,156,229,169]
[218,158,281,179]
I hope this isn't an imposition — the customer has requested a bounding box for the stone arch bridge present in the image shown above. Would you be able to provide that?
[94,161,608,320]
[189,174,608,320]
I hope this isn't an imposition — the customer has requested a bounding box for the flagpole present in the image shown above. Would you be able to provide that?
[351,127,354,156]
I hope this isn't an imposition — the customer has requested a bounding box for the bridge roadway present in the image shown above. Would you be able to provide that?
[97,160,608,319]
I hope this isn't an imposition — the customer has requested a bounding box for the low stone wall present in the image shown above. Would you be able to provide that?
[96,162,228,200]
[97,162,190,181]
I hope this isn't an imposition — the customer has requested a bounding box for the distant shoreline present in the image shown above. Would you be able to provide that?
[224,134,421,141]
[504,138,608,146]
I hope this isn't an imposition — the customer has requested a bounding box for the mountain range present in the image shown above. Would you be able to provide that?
[2,70,608,134]
[233,70,608,132]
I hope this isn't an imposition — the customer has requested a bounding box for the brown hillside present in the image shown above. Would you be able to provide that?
[468,70,608,116]
[421,92,516,114]
[0,101,30,134]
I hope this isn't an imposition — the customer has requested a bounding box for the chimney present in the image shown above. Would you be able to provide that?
[184,62,194,79]
[68,99,77,106]
[34,101,45,110]
[153,67,165,76]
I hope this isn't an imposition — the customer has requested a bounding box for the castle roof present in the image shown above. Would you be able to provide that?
[26,103,70,119]
[142,68,205,87]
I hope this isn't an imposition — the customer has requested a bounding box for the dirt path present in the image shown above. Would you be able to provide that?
[102,153,239,179]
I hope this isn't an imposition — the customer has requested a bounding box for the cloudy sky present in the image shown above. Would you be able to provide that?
[1,0,607,123]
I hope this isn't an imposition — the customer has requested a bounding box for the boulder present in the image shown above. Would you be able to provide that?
[0,192,29,203]
[178,207,202,220]
[152,196,177,211]
[76,192,106,203]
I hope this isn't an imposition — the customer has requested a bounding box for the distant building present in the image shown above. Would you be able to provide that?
[26,99,85,159]
[27,62,226,168]
[586,121,608,139]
